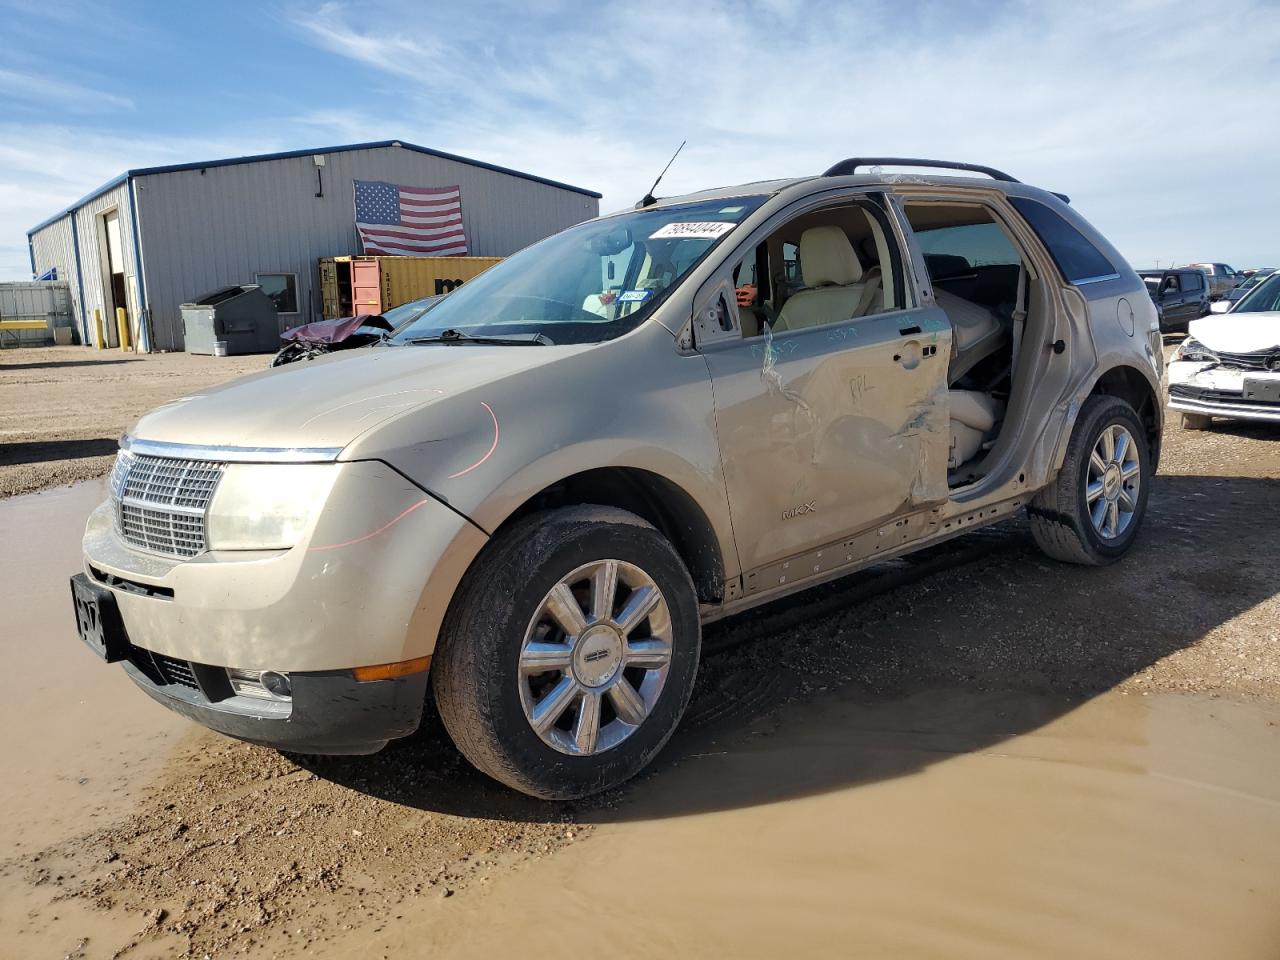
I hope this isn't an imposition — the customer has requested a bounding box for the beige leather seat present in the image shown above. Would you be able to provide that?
[948,389,1004,469]
[774,226,872,332]
[935,288,1005,383]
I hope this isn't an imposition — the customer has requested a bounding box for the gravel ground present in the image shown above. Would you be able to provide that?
[1,340,1278,956]
[0,347,264,499]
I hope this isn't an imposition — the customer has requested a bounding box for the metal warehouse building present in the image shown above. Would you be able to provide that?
[26,139,601,352]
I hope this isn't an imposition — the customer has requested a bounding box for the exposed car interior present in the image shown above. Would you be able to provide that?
[730,199,1039,486]
[730,203,901,338]
[903,202,1037,485]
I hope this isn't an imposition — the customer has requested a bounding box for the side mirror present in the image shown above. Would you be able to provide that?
[1209,300,1231,314]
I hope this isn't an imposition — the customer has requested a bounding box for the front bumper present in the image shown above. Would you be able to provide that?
[122,646,429,754]
[81,459,487,672]
[1168,362,1280,423]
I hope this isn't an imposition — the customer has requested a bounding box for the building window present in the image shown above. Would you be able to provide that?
[256,273,298,313]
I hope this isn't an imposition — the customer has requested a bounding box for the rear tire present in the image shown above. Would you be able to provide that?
[1028,395,1151,565]
[1181,412,1213,431]
[432,506,701,799]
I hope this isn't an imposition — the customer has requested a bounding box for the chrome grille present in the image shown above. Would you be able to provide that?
[111,451,224,558]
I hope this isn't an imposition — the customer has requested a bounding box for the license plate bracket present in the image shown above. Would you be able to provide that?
[70,574,130,663]
[1244,378,1280,404]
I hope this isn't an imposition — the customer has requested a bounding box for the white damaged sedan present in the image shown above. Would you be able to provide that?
[1168,271,1280,430]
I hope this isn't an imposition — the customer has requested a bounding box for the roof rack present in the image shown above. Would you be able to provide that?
[823,157,1020,183]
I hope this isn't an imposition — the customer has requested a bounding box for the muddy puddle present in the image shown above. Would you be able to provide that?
[0,481,193,958]
[0,480,188,855]
[2,472,1279,958]
[314,688,1280,960]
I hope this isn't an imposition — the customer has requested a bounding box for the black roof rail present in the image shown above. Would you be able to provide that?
[823,157,1021,183]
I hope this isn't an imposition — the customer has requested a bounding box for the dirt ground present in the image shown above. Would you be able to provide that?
[1,341,1278,958]
[0,347,264,499]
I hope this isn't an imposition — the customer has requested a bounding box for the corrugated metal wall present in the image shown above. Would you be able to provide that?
[74,183,139,349]
[136,144,599,351]
[28,216,83,341]
[31,185,140,348]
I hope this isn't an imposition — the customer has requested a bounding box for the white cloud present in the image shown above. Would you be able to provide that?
[285,0,1280,268]
[0,126,285,280]
[0,68,134,112]
[3,0,1277,281]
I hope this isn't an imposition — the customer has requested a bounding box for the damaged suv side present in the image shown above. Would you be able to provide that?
[72,158,1163,799]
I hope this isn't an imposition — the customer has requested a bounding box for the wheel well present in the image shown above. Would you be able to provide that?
[1089,366,1161,469]
[498,468,726,604]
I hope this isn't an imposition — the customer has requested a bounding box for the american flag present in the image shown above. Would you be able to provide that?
[353,179,468,256]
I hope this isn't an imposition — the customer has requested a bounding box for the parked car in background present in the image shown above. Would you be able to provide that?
[1169,270,1280,429]
[1209,269,1276,314]
[271,295,444,366]
[1139,268,1210,330]
[1184,262,1242,299]
[71,157,1163,799]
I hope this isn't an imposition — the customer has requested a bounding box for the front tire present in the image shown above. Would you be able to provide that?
[1029,395,1151,565]
[432,506,701,799]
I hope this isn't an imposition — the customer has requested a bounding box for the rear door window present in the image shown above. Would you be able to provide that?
[1008,198,1117,285]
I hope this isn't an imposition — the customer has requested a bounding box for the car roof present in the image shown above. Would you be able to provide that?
[644,171,1068,212]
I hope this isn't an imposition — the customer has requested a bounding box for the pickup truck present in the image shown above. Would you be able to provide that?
[1184,262,1241,300]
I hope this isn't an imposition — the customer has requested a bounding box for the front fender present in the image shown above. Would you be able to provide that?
[346,319,739,579]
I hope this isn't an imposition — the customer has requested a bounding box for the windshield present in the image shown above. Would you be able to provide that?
[389,197,766,345]
[1233,272,1280,313]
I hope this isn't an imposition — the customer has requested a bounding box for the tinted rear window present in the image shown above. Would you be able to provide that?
[1181,272,1201,290]
[1009,197,1117,284]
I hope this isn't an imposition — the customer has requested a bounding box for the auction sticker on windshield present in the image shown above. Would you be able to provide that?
[649,222,737,240]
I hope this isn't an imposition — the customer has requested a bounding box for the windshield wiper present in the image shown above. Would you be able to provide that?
[405,329,551,346]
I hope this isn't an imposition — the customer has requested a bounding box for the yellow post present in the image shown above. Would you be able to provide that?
[115,307,131,352]
[93,309,105,350]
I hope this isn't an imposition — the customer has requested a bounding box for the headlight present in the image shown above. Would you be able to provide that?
[1172,338,1218,363]
[205,463,338,551]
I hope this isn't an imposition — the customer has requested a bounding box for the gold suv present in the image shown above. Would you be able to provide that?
[72,158,1164,798]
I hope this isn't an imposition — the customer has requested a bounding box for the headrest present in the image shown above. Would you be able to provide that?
[799,225,863,286]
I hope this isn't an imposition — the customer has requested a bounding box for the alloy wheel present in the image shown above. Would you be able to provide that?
[1086,423,1141,540]
[518,560,673,756]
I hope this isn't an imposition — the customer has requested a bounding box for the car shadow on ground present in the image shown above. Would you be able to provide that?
[296,473,1280,824]
[0,358,141,372]
[1187,420,1280,442]
[0,438,120,467]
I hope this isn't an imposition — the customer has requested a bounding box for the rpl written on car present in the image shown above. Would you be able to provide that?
[72,157,1164,799]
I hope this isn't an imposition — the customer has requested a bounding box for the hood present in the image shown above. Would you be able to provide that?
[1187,312,1280,353]
[281,314,391,344]
[130,343,592,451]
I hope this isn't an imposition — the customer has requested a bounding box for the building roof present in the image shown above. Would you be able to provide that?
[27,139,602,236]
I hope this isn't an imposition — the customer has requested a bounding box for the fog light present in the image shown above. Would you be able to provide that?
[261,670,292,699]
[227,667,292,701]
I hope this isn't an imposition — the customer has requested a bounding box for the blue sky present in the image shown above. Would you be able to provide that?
[2,0,1278,281]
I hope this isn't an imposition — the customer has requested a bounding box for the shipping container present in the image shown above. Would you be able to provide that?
[319,255,504,318]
